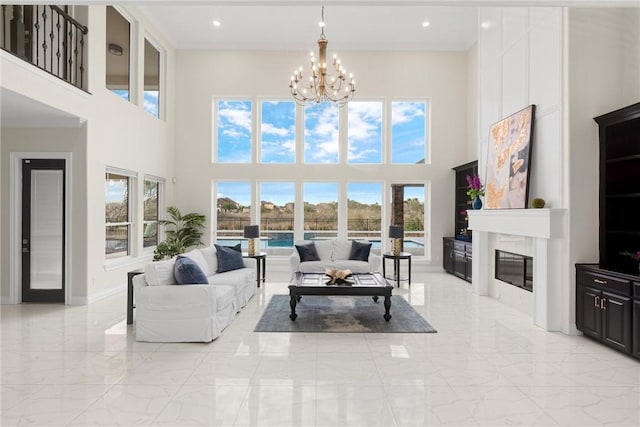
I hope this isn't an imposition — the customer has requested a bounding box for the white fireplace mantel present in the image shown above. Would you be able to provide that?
[467,208,567,331]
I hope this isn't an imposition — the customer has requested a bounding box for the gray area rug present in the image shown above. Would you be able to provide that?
[255,295,437,333]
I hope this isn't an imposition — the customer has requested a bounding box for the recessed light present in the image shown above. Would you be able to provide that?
[422,21,430,28]
[212,20,221,27]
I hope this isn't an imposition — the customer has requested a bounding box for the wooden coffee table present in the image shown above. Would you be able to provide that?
[288,272,393,322]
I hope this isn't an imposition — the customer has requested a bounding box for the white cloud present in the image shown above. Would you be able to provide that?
[219,103,252,131]
[223,128,245,139]
[262,123,292,136]
[392,102,425,125]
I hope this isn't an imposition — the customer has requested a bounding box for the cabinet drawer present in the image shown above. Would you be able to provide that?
[453,241,466,252]
[634,282,640,299]
[577,270,631,295]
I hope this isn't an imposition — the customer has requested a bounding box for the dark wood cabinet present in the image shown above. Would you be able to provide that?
[452,161,477,240]
[633,282,640,358]
[575,103,640,359]
[594,103,640,275]
[576,264,634,356]
[443,237,454,274]
[443,237,471,283]
[443,161,477,283]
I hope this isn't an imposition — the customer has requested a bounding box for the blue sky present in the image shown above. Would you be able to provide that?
[217,100,252,163]
[260,182,295,206]
[348,102,382,163]
[261,101,295,163]
[217,181,251,206]
[304,103,339,163]
[391,101,427,163]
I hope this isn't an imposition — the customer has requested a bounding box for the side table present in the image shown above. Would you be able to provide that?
[242,252,266,287]
[127,268,144,324]
[382,252,412,287]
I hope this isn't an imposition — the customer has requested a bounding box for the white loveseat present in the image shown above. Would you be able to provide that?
[289,239,381,274]
[132,246,256,342]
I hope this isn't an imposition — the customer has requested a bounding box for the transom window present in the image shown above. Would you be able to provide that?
[216,100,252,163]
[260,101,295,163]
[348,101,383,164]
[391,101,428,164]
[304,102,339,164]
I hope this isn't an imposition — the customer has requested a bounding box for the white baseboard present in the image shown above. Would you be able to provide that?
[69,284,125,305]
[1,296,16,304]
[566,324,583,336]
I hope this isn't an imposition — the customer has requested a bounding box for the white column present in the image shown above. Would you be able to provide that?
[472,230,490,295]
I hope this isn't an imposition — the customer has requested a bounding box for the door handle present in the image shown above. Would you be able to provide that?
[600,298,606,310]
[594,295,600,308]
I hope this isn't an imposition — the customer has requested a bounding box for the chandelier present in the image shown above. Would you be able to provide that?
[289,6,355,106]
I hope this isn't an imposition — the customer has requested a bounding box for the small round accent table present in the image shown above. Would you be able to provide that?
[382,252,412,287]
[242,252,267,287]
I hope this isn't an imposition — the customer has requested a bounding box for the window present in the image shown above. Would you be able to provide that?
[260,182,295,255]
[143,38,161,118]
[403,185,425,256]
[143,176,164,249]
[347,183,382,247]
[105,6,131,101]
[303,183,338,239]
[261,101,295,163]
[304,102,339,164]
[391,101,428,164]
[216,181,251,245]
[216,100,252,163]
[348,101,383,164]
[105,168,136,259]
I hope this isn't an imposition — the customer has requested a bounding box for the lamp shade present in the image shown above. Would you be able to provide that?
[243,225,260,239]
[388,225,404,239]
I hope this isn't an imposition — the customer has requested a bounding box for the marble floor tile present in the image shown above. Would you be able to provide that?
[1,270,639,427]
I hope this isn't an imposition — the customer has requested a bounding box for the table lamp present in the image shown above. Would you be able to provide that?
[389,225,403,256]
[244,225,260,256]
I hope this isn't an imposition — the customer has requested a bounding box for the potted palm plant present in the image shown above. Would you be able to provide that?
[153,206,206,261]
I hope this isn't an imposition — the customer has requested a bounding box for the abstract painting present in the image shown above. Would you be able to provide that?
[484,105,536,209]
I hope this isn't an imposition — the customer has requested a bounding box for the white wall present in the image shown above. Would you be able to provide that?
[0,5,177,302]
[467,42,479,161]
[478,7,572,330]
[173,50,470,265]
[568,8,640,329]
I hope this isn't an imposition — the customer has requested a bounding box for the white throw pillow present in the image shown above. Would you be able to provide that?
[313,240,334,261]
[183,248,211,276]
[198,246,218,276]
[332,240,353,261]
[144,258,176,286]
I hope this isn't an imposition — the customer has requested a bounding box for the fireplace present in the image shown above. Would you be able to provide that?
[495,250,533,292]
[467,208,567,331]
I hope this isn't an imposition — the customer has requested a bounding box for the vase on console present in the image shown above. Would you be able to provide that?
[472,196,482,210]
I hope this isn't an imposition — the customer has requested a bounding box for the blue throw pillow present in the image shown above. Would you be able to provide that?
[214,244,245,273]
[349,240,372,261]
[174,256,208,285]
[295,242,320,262]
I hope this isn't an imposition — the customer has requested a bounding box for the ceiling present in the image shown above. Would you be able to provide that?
[136,5,480,51]
[1,88,85,128]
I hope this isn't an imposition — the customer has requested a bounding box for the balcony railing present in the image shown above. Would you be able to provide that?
[0,5,88,90]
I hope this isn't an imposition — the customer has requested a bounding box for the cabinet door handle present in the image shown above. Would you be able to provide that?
[600,298,606,310]
[594,295,600,308]
[594,279,607,285]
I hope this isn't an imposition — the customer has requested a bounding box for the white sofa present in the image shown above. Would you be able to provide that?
[132,246,256,343]
[289,239,381,274]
